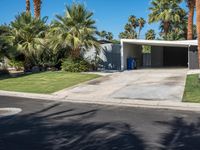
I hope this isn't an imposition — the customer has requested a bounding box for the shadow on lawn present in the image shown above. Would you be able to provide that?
[0,71,45,80]
[0,103,146,150]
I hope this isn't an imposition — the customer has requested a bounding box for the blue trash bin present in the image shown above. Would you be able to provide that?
[127,57,136,70]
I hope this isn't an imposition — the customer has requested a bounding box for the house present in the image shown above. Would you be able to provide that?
[85,39,199,70]
[120,39,199,70]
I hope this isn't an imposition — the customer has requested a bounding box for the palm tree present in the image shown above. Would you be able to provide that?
[149,0,184,37]
[128,15,138,29]
[99,30,107,40]
[49,3,99,59]
[33,0,41,18]
[119,32,127,39]
[26,0,30,13]
[145,29,156,40]
[186,0,196,40]
[7,12,47,70]
[106,32,113,41]
[137,17,146,39]
[196,0,200,67]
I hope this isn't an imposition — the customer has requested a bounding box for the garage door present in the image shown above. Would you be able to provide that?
[163,47,188,67]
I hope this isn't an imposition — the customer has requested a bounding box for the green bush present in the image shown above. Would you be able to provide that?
[8,60,24,71]
[61,58,90,72]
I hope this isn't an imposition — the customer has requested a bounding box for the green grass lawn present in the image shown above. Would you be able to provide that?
[183,74,200,103]
[0,71,100,94]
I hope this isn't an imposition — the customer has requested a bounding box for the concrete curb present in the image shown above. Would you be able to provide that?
[1,90,200,112]
[0,90,62,101]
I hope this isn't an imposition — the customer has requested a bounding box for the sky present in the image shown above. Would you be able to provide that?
[0,0,191,39]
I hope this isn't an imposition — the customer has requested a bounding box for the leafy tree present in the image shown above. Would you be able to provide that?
[49,3,99,59]
[149,0,185,37]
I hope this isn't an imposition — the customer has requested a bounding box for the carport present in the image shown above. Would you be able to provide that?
[120,39,199,70]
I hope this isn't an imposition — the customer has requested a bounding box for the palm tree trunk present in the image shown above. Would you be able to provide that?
[70,48,81,59]
[196,0,200,68]
[33,0,41,18]
[26,0,30,13]
[164,21,170,36]
[138,28,141,39]
[187,0,195,40]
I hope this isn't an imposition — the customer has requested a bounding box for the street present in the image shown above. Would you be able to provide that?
[0,96,200,150]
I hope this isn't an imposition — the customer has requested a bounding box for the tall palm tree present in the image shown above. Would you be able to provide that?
[149,0,184,37]
[186,0,196,40]
[49,3,99,59]
[128,15,138,29]
[26,0,30,13]
[137,17,146,39]
[33,0,41,18]
[196,0,200,67]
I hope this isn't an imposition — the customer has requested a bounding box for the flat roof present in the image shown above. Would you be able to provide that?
[121,39,198,47]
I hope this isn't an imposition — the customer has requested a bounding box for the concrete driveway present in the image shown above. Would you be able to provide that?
[63,68,187,102]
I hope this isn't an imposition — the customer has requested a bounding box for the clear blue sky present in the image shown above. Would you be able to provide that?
[0,0,190,39]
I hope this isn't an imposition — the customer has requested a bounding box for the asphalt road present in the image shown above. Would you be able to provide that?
[0,96,200,150]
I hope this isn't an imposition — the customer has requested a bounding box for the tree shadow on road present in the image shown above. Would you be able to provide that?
[0,103,146,150]
[156,117,200,150]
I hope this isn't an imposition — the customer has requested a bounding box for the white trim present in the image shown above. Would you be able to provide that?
[120,40,124,70]
[121,39,198,47]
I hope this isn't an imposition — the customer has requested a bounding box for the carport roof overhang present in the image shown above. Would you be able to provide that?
[121,39,198,47]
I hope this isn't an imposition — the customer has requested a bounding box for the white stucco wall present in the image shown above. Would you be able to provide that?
[84,43,121,70]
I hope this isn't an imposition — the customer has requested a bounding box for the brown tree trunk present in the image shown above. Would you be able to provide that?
[26,0,30,13]
[70,48,81,59]
[196,0,200,68]
[187,0,195,40]
[33,0,41,18]
[164,21,170,36]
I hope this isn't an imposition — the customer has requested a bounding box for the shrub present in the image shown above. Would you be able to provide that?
[0,69,9,75]
[61,58,90,72]
[8,60,24,71]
